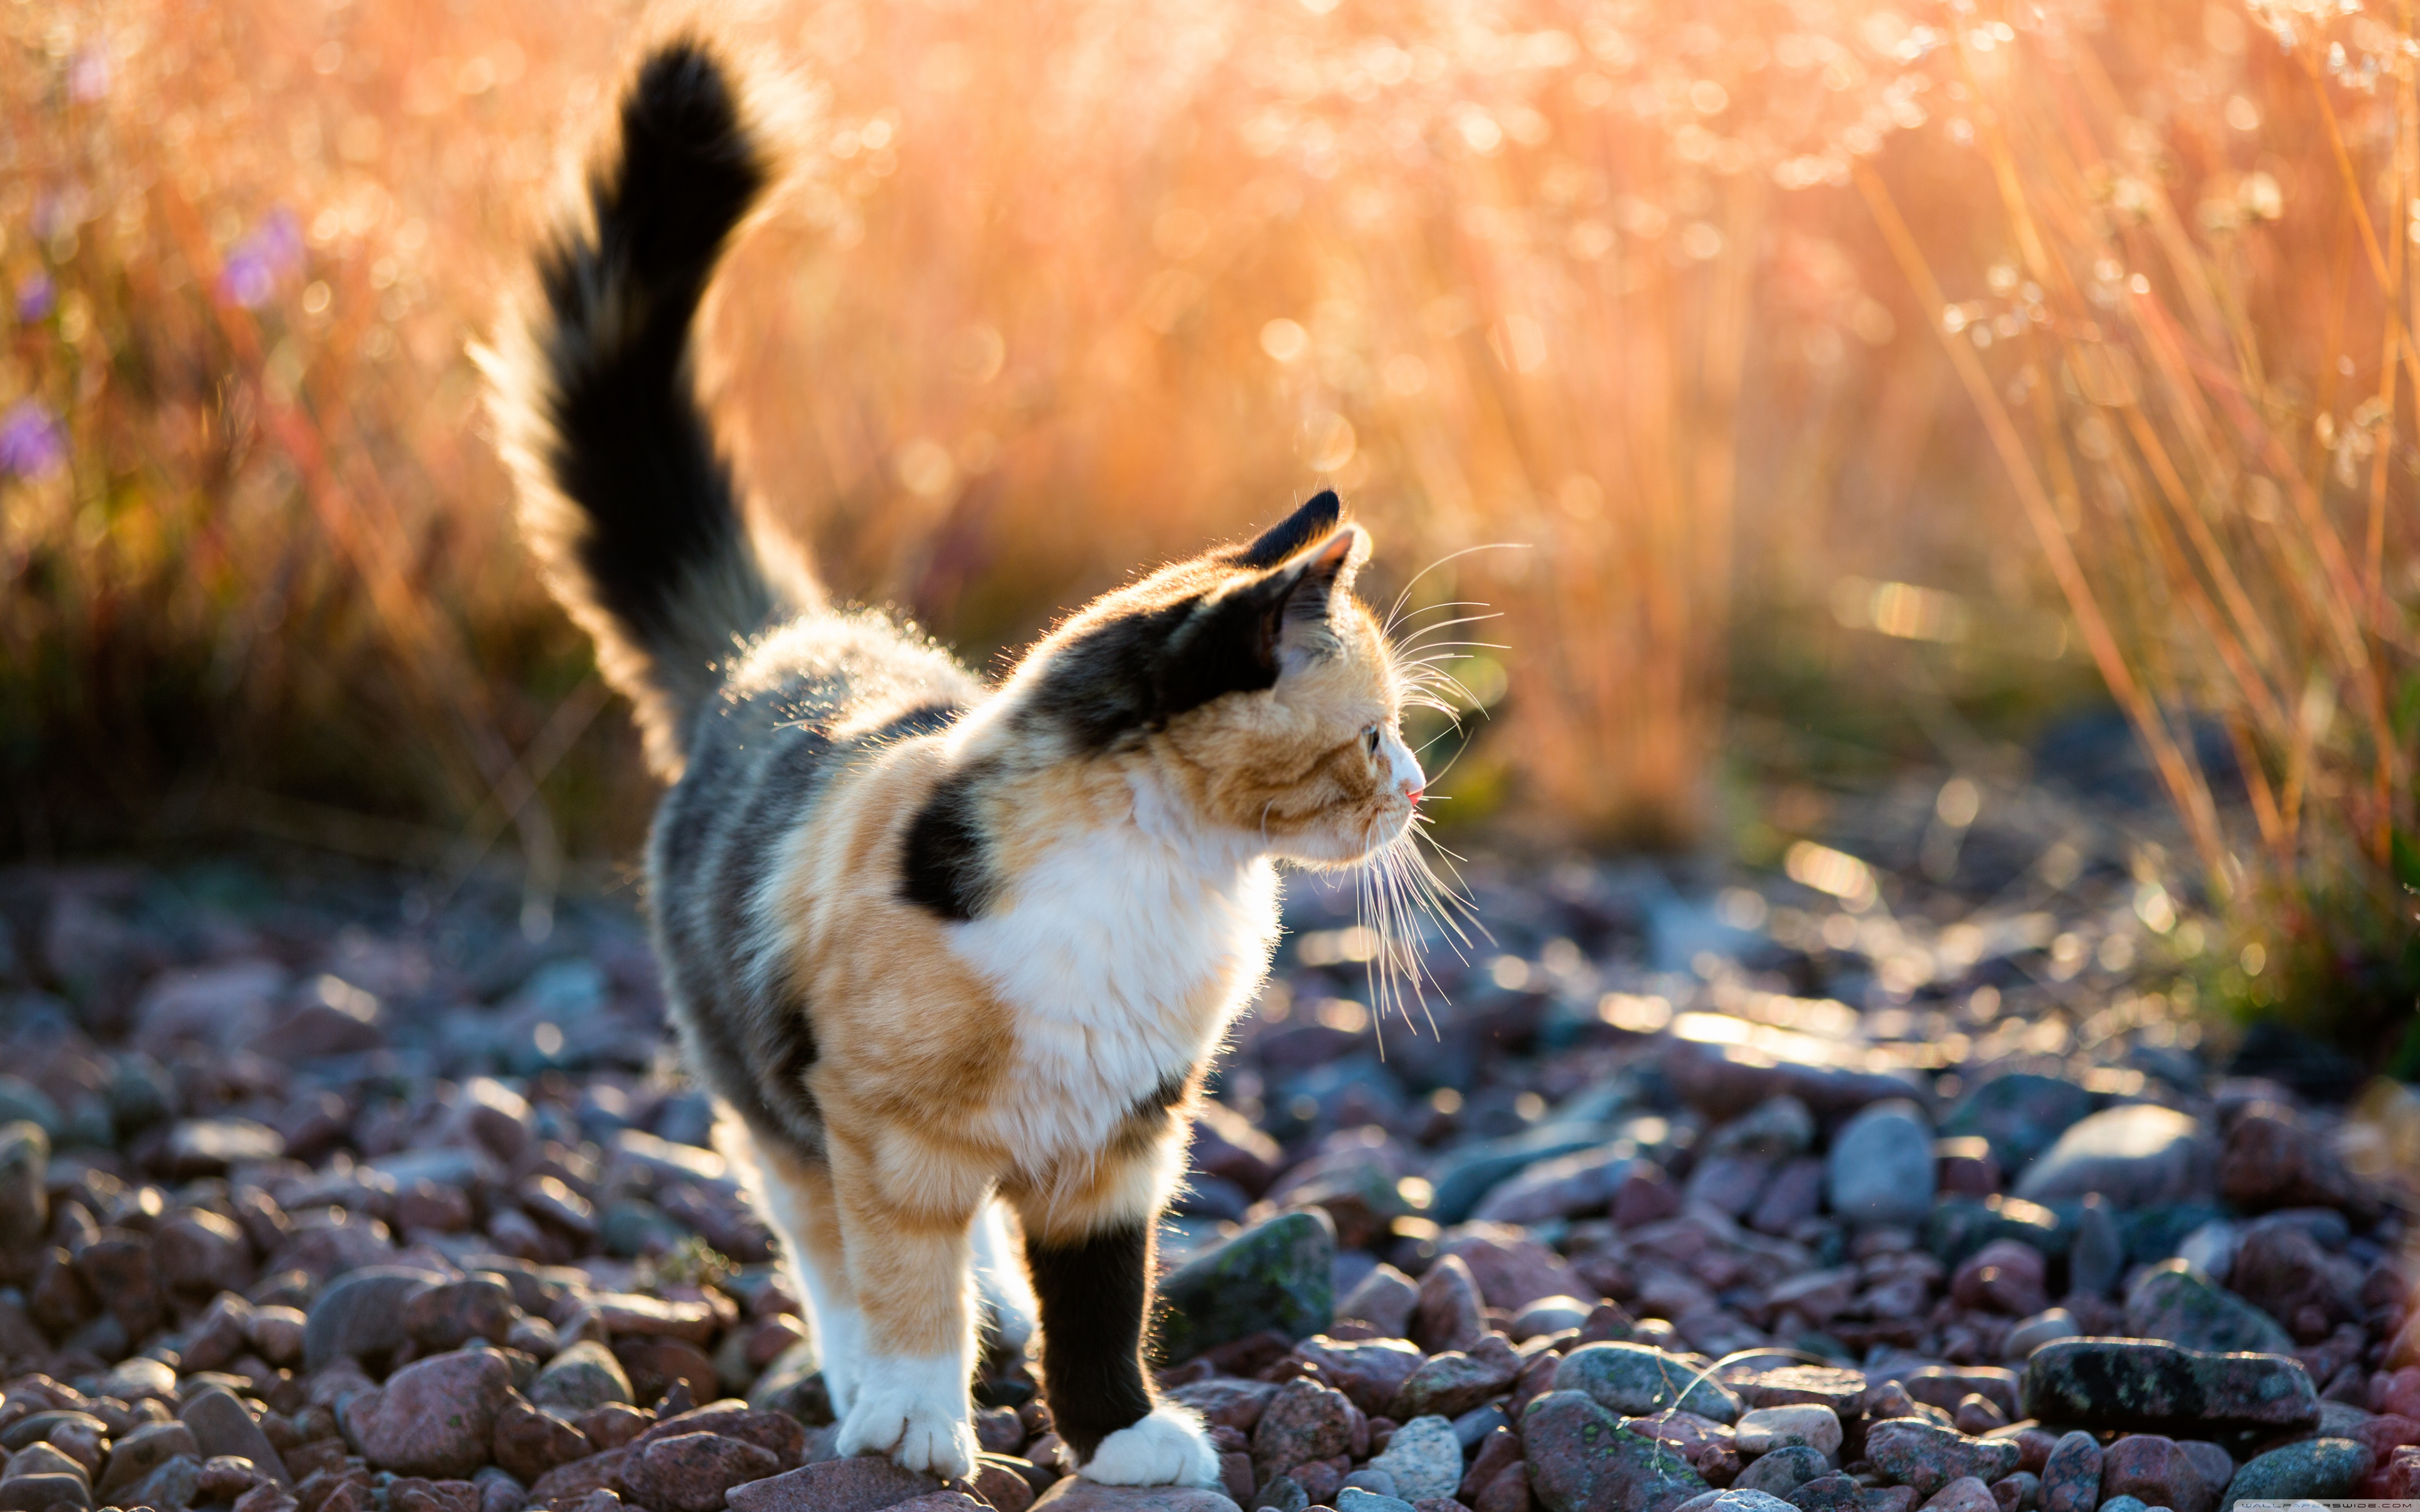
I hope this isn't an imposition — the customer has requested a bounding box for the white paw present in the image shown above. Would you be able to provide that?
[1081,1403,1222,1488]
[834,1357,977,1481]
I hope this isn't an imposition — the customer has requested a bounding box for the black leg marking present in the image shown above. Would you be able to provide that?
[1025,1220,1155,1463]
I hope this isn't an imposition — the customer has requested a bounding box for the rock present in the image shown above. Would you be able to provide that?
[2217,1437,2371,1512]
[1521,1390,1708,1512]
[1252,1377,1354,1476]
[1158,1211,1335,1363]
[2217,1111,2373,1217]
[2098,1436,2214,1512]
[1413,1254,1487,1355]
[2019,1340,2316,1433]
[2228,1222,2359,1338]
[1686,1495,1797,1512]
[1729,1369,1867,1418]
[1826,1102,1936,1230]
[1624,1411,1740,1484]
[1950,1241,2049,1318]
[0,1472,95,1512]
[2068,1200,2123,1300]
[535,1340,638,1411]
[1440,1228,1583,1310]
[1253,1473,1307,1512]
[493,1398,592,1482]
[1780,1474,1859,1512]
[1429,1130,1610,1226]
[346,1349,515,1478]
[1028,1479,1242,1512]
[164,1118,286,1177]
[1339,1266,1420,1337]
[1861,1422,2021,1498]
[1472,1148,1637,1225]
[622,1432,780,1512]
[1167,1380,1279,1433]
[95,1355,177,1403]
[2012,1107,2212,1208]
[1662,1040,1921,1121]
[1940,1076,2095,1177]
[1734,1408,1841,1460]
[405,1278,519,1351]
[2123,1263,2294,1354]
[616,1335,718,1406]
[2178,1444,2232,1495]
[303,1266,441,1371]
[726,1457,941,1512]
[155,1209,253,1298]
[1296,1337,1425,1418]
[1365,1417,1463,1503]
[1338,1491,1417,1512]
[182,1386,294,1489]
[2003,1311,2080,1363]
[1515,1297,1596,1341]
[1919,1480,1995,1512]
[1394,1337,1523,1420]
[1736,1448,1830,1497]
[125,1454,203,1512]
[0,1121,50,1251]
[1555,1343,1741,1424]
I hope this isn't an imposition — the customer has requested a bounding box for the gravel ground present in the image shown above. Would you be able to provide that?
[0,794,2415,1512]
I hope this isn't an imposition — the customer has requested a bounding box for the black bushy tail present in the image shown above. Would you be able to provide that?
[485,39,805,779]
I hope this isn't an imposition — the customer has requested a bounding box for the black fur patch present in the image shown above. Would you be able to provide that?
[536,40,775,666]
[1131,1067,1191,1122]
[1230,490,1341,569]
[1024,1222,1157,1461]
[900,768,998,920]
[1028,581,1289,752]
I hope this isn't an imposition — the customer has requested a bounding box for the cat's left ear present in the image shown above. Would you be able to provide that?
[1270,522,1371,669]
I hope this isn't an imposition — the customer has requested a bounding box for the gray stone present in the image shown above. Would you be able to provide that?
[534,1340,637,1411]
[1555,1342,1741,1424]
[181,1385,294,1489]
[1940,1075,2095,1176]
[1336,1491,1414,1512]
[1734,1408,1840,1460]
[2018,1339,2316,1434]
[302,1266,441,1371]
[95,1422,197,1500]
[1861,1421,2021,1498]
[1736,1448,1831,1497]
[1826,1101,1936,1230]
[1363,1416,1461,1503]
[1521,1390,1708,1512]
[2012,1106,2212,1208]
[2217,1438,2371,1512]
[0,1121,48,1251]
[1158,1211,1335,1363]
[1338,1264,1419,1337]
[1028,1482,1241,1512]
[2124,1263,2294,1354]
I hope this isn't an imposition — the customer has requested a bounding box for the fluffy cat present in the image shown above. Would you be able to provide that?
[483,39,1427,1487]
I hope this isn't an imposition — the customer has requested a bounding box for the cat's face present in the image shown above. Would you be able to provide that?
[1011,491,1425,865]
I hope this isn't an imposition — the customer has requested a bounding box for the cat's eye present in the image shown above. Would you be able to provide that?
[1365,725,1382,753]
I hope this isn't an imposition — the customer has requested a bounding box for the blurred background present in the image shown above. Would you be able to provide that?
[1,0,2413,1054]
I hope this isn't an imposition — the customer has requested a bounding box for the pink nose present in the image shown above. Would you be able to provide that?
[1403,781,1424,805]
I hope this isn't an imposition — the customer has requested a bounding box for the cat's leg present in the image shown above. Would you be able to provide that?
[970,1199,1037,1356]
[827,1131,985,1479]
[1011,1153,1220,1489]
[736,1134,866,1415]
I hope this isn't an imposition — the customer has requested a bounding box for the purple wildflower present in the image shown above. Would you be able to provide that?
[216,206,305,309]
[16,274,54,323]
[0,399,67,479]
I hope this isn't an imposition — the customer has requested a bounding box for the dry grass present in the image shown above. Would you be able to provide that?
[2,0,2413,1026]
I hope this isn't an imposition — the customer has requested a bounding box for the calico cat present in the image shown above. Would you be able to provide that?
[483,39,1427,1487]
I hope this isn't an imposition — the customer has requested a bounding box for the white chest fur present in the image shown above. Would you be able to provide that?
[946,816,1279,1162]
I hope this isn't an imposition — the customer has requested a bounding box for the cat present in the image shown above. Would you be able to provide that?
[482,38,1427,1488]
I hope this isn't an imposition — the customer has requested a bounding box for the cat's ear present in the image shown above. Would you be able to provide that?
[1265,522,1370,672]
[1232,490,1344,569]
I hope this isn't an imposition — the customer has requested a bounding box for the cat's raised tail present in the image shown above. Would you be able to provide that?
[482,39,804,780]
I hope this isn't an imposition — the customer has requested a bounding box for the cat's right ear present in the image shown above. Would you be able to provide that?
[1231,490,1343,569]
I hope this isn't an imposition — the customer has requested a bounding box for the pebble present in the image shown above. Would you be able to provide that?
[2003,1310,2080,1362]
[1296,1337,1425,1417]
[1028,1480,1242,1512]
[0,1121,47,1252]
[1338,1266,1420,1338]
[1555,1343,1741,1424]
[1992,1472,2038,1512]
[2216,1437,2371,1512]
[1157,1211,1335,1364]
[2123,1263,2293,1354]
[1411,1254,1487,1355]
[2039,1432,2102,1512]
[182,1385,294,1489]
[1252,1377,1355,1476]
[1336,1488,1417,1512]
[1361,1416,1461,1503]
[622,1432,781,1512]
[1826,1102,1937,1230]
[1920,1478,1997,1512]
[1736,1447,1831,1496]
[1521,1390,1709,1512]
[1862,1420,2022,1498]
[2098,1435,2215,1512]
[346,1350,516,1478]
[2019,1340,2317,1433]
[725,1457,939,1512]
[1950,1241,2049,1318]
[2069,1199,2125,1299]
[1940,1075,2096,1177]
[2012,1107,2211,1208]
[302,1267,440,1371]
[534,1340,638,1411]
[1734,1408,1841,1460]
[1392,1336,1521,1419]
[405,1278,519,1351]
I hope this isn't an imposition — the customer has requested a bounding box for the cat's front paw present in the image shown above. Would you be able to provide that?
[1080,1403,1222,1488]
[834,1357,977,1480]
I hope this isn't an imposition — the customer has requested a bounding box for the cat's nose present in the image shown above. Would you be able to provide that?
[1402,779,1424,805]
